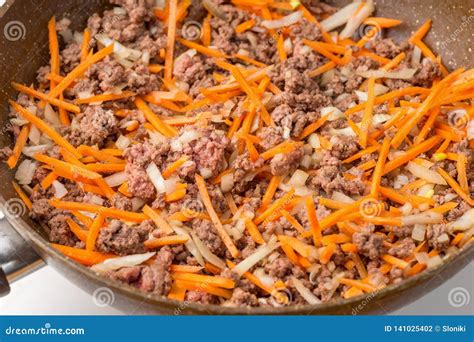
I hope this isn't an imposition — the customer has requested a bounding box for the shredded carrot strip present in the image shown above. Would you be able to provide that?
[7,124,29,169]
[165,188,187,202]
[456,155,469,192]
[319,243,336,264]
[298,3,334,44]
[134,97,177,137]
[85,163,125,173]
[143,205,174,235]
[338,278,376,293]
[221,63,272,126]
[85,214,104,251]
[305,196,322,247]
[280,240,301,266]
[343,145,379,164]
[437,168,474,206]
[276,34,287,62]
[178,38,226,58]
[451,233,464,246]
[414,108,440,144]
[195,175,239,258]
[74,91,136,104]
[278,235,312,257]
[162,157,189,179]
[48,17,60,89]
[170,264,203,273]
[303,39,346,64]
[236,19,255,33]
[382,52,405,71]
[244,218,265,244]
[341,243,358,253]
[167,283,186,301]
[409,19,432,43]
[343,286,364,298]
[35,154,100,180]
[297,114,329,140]
[201,15,212,46]
[49,44,114,98]
[431,202,458,214]
[308,61,336,77]
[379,186,433,207]
[382,135,443,175]
[12,181,32,209]
[66,218,88,243]
[204,65,273,94]
[381,254,409,269]
[370,137,391,197]
[280,210,305,234]
[52,243,114,266]
[233,53,267,68]
[260,141,300,160]
[365,17,402,28]
[171,272,235,289]
[164,0,178,81]
[11,83,80,113]
[80,28,91,62]
[174,279,232,299]
[255,188,295,225]
[10,101,82,158]
[322,234,352,245]
[226,260,274,295]
[360,77,376,148]
[224,193,238,215]
[144,235,188,248]
[49,199,148,222]
[40,172,58,190]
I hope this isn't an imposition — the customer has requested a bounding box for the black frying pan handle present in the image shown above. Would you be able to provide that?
[0,218,44,296]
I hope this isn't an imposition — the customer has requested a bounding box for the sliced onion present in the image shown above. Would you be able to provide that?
[356,68,417,80]
[448,208,474,232]
[203,0,227,20]
[340,0,374,39]
[253,268,275,288]
[15,159,36,185]
[170,128,199,152]
[291,276,321,304]
[146,162,166,194]
[261,11,303,30]
[22,144,50,157]
[308,134,321,149]
[173,226,205,266]
[401,211,443,226]
[329,127,357,137]
[393,174,409,189]
[287,170,309,188]
[52,180,68,199]
[28,125,41,145]
[44,104,61,126]
[331,191,355,204]
[411,46,422,66]
[10,118,29,126]
[191,232,226,269]
[199,167,213,179]
[220,173,234,193]
[355,84,389,102]
[321,106,344,121]
[321,1,361,31]
[427,254,442,268]
[131,198,145,212]
[411,224,426,241]
[92,252,156,272]
[115,135,131,150]
[414,252,429,265]
[467,120,474,140]
[105,171,127,187]
[372,114,392,125]
[233,236,280,276]
[406,162,447,185]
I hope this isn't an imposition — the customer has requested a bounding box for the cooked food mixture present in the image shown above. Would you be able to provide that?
[2,0,473,307]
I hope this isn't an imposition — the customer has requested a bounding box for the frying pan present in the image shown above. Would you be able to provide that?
[0,0,473,315]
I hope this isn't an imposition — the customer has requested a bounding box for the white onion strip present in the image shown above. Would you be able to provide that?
[191,232,226,269]
[261,11,302,30]
[91,252,156,272]
[291,276,321,304]
[233,236,280,276]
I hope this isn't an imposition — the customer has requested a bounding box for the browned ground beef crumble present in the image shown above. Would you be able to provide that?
[3,0,473,308]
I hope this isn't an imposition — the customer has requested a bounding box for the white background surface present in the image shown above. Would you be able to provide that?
[1,262,472,315]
